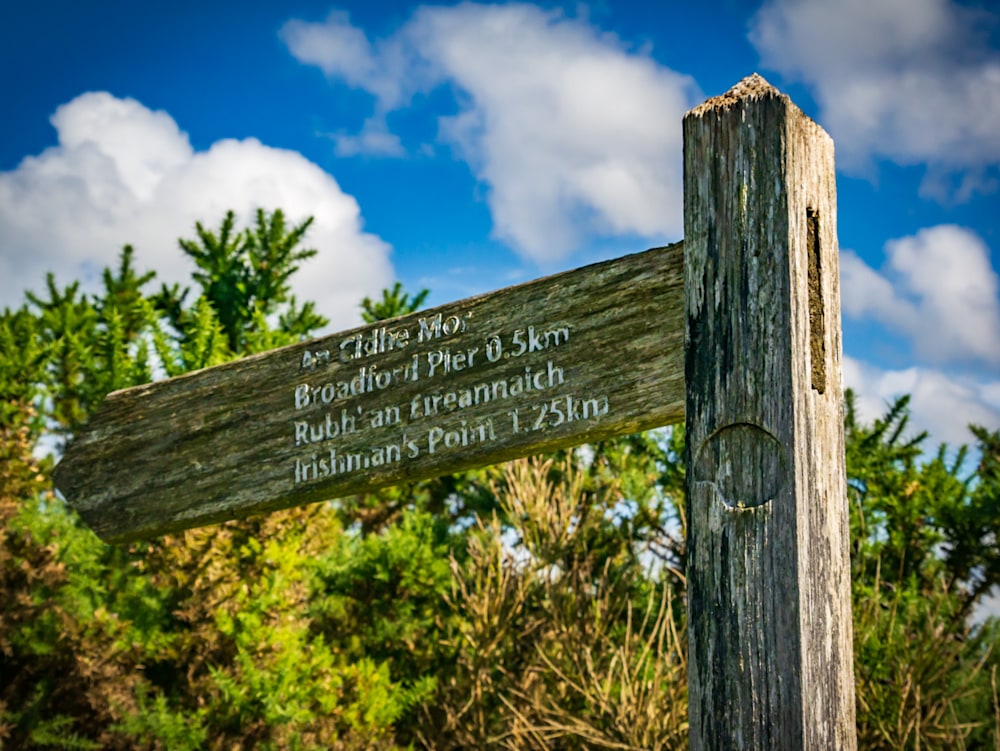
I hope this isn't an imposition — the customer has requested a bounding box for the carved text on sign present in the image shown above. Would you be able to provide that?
[291,314,609,485]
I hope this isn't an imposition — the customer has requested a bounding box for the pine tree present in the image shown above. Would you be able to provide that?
[361,282,430,323]
[157,208,327,354]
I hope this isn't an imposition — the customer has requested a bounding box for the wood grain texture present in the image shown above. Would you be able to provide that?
[54,243,686,543]
[683,73,857,749]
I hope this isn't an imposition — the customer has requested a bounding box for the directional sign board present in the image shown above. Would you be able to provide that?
[54,242,685,543]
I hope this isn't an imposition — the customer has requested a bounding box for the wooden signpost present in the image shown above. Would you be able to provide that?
[54,74,857,749]
[55,243,686,543]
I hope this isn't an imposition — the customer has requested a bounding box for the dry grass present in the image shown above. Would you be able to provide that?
[854,559,996,750]
[426,457,687,750]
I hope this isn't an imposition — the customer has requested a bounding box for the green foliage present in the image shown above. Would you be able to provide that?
[137,508,411,749]
[312,510,455,674]
[157,208,327,353]
[110,693,208,751]
[846,390,1000,616]
[843,390,1000,748]
[853,564,995,749]
[0,209,391,749]
[152,297,231,375]
[26,715,102,750]
[0,307,47,436]
[308,509,453,743]
[947,424,1000,608]
[0,210,997,749]
[0,417,150,749]
[23,247,158,439]
[361,281,429,323]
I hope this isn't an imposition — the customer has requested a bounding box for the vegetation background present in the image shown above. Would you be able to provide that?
[2,210,998,749]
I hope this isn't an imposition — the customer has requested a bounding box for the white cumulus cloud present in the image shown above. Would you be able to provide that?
[749,0,1000,195]
[281,4,701,262]
[840,225,1000,367]
[0,92,393,331]
[843,356,1000,448]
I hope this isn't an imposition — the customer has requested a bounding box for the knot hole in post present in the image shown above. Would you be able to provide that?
[693,423,787,509]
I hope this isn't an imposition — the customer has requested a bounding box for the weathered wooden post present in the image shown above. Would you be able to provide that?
[683,74,856,748]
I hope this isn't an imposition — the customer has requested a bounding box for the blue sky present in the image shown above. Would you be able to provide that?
[1,0,999,450]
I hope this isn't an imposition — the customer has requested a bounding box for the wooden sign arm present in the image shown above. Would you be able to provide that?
[54,243,686,543]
